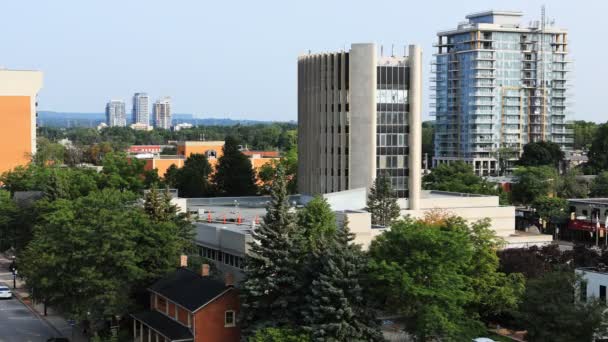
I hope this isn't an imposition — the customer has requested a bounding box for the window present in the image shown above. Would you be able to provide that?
[225,310,236,327]
[601,285,607,304]
[580,281,587,302]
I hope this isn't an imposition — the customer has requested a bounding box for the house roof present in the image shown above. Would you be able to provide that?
[131,310,193,342]
[149,268,230,312]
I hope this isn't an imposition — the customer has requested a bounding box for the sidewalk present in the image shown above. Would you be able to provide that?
[0,253,88,342]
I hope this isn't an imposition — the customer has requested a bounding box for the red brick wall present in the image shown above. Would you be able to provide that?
[177,306,189,326]
[193,289,240,342]
[167,302,176,319]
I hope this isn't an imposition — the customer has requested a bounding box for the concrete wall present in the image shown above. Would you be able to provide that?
[407,45,422,209]
[576,269,608,305]
[336,210,385,250]
[349,43,377,193]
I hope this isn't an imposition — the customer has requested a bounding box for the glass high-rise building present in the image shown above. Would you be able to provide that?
[132,92,150,125]
[298,43,422,203]
[105,100,126,127]
[153,97,172,129]
[432,10,572,175]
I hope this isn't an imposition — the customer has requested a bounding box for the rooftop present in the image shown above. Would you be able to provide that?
[149,268,231,312]
[569,198,608,206]
[131,311,193,341]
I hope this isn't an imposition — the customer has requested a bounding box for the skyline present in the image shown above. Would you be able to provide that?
[2,0,607,122]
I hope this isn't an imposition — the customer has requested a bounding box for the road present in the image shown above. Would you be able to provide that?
[0,292,55,342]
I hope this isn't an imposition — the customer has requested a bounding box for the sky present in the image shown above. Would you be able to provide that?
[1,0,606,122]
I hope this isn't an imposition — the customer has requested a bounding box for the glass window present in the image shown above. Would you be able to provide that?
[225,311,236,327]
[580,281,587,302]
[601,285,607,304]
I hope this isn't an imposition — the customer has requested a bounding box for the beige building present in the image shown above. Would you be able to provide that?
[298,43,423,203]
[0,69,43,174]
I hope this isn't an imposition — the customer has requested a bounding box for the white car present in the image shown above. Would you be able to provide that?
[0,285,12,299]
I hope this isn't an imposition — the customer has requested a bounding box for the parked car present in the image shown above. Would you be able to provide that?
[0,285,12,299]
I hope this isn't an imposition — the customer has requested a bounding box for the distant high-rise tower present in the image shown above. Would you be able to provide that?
[132,92,150,125]
[432,10,572,175]
[298,43,423,203]
[153,97,172,129]
[105,100,126,127]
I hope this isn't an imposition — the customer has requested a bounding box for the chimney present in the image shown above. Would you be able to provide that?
[180,255,188,268]
[225,272,235,287]
[201,263,210,277]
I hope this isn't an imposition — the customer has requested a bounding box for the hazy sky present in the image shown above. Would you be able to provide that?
[2,0,606,122]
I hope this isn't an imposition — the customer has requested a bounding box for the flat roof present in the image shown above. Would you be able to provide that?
[465,10,523,19]
[569,198,608,206]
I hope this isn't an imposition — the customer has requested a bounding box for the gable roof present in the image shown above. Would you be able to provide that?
[149,268,230,312]
[131,311,193,342]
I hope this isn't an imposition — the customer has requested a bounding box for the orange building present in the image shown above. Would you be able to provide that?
[140,140,279,179]
[131,266,240,342]
[0,70,43,175]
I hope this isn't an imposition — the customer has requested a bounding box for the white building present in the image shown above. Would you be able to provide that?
[153,97,172,129]
[132,92,150,125]
[105,100,126,127]
[576,266,608,305]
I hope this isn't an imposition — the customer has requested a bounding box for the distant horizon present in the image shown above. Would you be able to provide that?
[3,0,607,122]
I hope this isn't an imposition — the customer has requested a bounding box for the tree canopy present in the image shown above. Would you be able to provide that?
[511,166,557,205]
[586,122,608,173]
[518,141,565,168]
[422,161,497,195]
[213,136,258,196]
[366,174,401,227]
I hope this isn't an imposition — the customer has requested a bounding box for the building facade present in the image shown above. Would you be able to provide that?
[0,69,43,174]
[432,10,572,175]
[132,92,150,125]
[298,43,422,200]
[154,97,172,129]
[105,100,126,127]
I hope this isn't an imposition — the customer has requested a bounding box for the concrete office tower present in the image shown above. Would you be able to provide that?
[0,69,43,174]
[153,97,172,129]
[105,100,126,127]
[298,43,422,203]
[132,92,150,125]
[432,10,572,175]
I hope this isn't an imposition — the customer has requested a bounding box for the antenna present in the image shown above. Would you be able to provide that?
[391,44,394,57]
[380,45,383,57]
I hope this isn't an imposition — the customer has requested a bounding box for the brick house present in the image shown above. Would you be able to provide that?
[131,266,240,342]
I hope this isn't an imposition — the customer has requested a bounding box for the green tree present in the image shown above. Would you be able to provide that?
[303,223,382,341]
[422,121,434,161]
[518,141,564,168]
[587,122,608,173]
[99,152,146,192]
[0,190,18,251]
[366,174,401,226]
[34,137,66,166]
[572,120,598,150]
[590,171,608,197]
[518,271,608,342]
[511,166,558,205]
[297,196,336,252]
[250,327,309,342]
[557,168,588,199]
[532,196,568,223]
[174,154,214,197]
[240,165,300,336]
[163,164,180,189]
[423,161,497,195]
[213,136,258,196]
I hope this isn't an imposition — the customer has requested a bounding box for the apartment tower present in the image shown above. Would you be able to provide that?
[432,10,572,175]
[105,100,126,127]
[153,97,172,129]
[0,69,43,174]
[132,92,150,125]
[298,43,422,206]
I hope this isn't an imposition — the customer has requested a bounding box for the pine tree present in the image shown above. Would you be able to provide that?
[240,165,300,336]
[213,136,258,196]
[303,222,382,341]
[366,174,401,226]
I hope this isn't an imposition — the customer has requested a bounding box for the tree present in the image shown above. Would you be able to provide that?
[590,171,608,197]
[422,121,434,161]
[163,164,180,189]
[572,120,598,150]
[368,218,523,341]
[557,168,588,198]
[250,327,309,342]
[213,136,257,196]
[297,196,336,252]
[240,165,300,336]
[99,152,146,192]
[0,190,18,251]
[423,161,497,195]
[511,166,557,205]
[518,271,608,342]
[302,223,382,341]
[366,174,401,226]
[518,141,564,168]
[532,196,568,223]
[34,137,66,166]
[173,154,214,197]
[587,122,608,173]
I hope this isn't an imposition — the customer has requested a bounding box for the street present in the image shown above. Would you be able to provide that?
[0,292,55,342]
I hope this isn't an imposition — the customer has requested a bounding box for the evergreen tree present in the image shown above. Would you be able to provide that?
[174,153,214,198]
[240,165,300,336]
[366,174,401,226]
[213,136,257,196]
[303,222,383,341]
[297,195,337,252]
